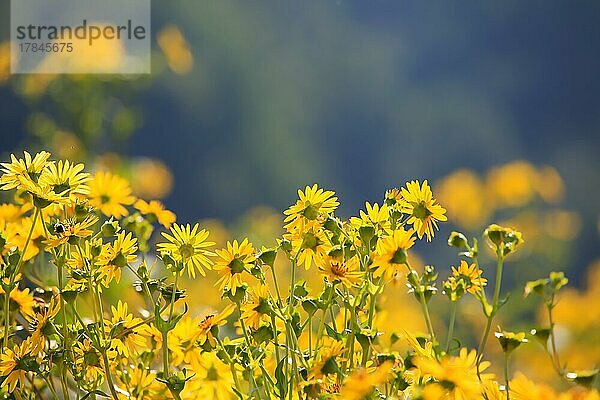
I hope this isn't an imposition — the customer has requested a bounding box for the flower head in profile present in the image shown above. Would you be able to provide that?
[198,304,236,347]
[97,231,138,285]
[349,202,391,235]
[105,301,149,357]
[88,171,136,218]
[445,260,487,298]
[0,151,52,191]
[284,184,339,230]
[400,180,447,241]
[240,284,272,329]
[0,337,43,393]
[157,223,215,278]
[134,199,176,228]
[414,348,492,400]
[73,338,106,385]
[340,361,394,400]
[371,228,416,281]
[214,238,256,295]
[484,224,524,257]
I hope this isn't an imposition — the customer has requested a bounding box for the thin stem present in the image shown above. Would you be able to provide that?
[547,302,562,374]
[446,301,457,353]
[504,354,511,400]
[477,250,504,377]
[3,207,39,348]
[418,289,436,341]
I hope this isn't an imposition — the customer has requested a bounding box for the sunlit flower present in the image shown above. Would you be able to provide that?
[288,222,331,270]
[284,184,339,230]
[186,352,235,400]
[0,338,42,392]
[448,260,487,295]
[96,231,138,285]
[340,361,394,400]
[73,338,106,385]
[39,159,90,197]
[0,287,36,318]
[319,254,363,287]
[400,180,447,241]
[44,215,98,249]
[88,171,136,218]
[240,284,272,329]
[194,306,234,350]
[214,238,256,295]
[371,228,416,281]
[0,151,52,191]
[350,202,391,235]
[134,199,176,228]
[105,301,149,357]
[157,223,215,278]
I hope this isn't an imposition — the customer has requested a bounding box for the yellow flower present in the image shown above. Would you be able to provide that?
[350,202,391,235]
[340,361,394,400]
[39,159,90,197]
[400,180,447,241]
[134,199,176,228]
[0,337,42,393]
[288,222,331,270]
[448,260,487,295]
[157,223,215,278]
[96,232,138,285]
[198,304,236,347]
[319,254,363,287]
[105,301,149,357]
[88,171,136,218]
[0,287,36,318]
[240,284,272,329]
[284,184,339,230]
[27,294,60,342]
[414,348,493,400]
[309,339,346,380]
[214,238,256,295]
[73,338,106,385]
[184,352,235,400]
[483,224,524,256]
[115,364,162,400]
[43,215,98,249]
[371,228,416,281]
[0,151,52,191]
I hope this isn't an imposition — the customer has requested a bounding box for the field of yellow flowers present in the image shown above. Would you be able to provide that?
[0,151,598,399]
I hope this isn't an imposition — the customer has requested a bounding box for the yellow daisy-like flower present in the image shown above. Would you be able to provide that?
[214,238,256,295]
[115,364,162,400]
[0,151,52,191]
[134,199,176,228]
[448,260,487,295]
[350,202,391,235]
[288,222,331,270]
[157,223,215,278]
[198,304,236,347]
[240,284,272,329]
[284,184,339,230]
[371,228,416,281]
[400,180,447,241]
[185,352,235,400]
[73,338,106,385]
[309,339,346,380]
[27,295,60,342]
[105,300,149,357]
[340,361,394,400]
[39,159,90,197]
[43,215,98,249]
[319,254,363,287]
[0,337,42,393]
[0,287,36,318]
[414,348,493,400]
[96,231,138,285]
[88,171,136,218]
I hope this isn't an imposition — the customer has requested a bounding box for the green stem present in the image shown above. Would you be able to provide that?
[477,250,504,377]
[547,302,562,374]
[418,289,436,342]
[445,301,457,353]
[504,354,511,400]
[3,207,39,348]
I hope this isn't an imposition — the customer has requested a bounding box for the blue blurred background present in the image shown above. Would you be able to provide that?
[1,1,599,280]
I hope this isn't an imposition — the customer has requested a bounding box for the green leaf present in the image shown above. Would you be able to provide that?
[275,357,288,398]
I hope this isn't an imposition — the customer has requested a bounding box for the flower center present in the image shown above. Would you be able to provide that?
[206,365,219,381]
[229,258,246,274]
[330,262,347,277]
[412,201,431,220]
[179,243,195,259]
[302,204,319,220]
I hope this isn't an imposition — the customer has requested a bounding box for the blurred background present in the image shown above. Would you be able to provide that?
[1,0,600,381]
